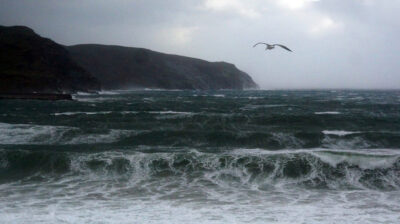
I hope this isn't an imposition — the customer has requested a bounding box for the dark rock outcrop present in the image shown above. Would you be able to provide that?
[0,25,257,93]
[0,93,72,100]
[0,26,100,93]
[68,44,258,90]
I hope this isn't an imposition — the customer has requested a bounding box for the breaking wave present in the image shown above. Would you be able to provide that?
[0,123,137,145]
[1,122,399,149]
[1,149,399,191]
[1,90,400,223]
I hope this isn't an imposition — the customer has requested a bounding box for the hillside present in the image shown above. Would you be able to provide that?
[68,44,258,90]
[0,26,100,93]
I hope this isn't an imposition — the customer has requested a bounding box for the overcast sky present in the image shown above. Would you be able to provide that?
[1,0,399,89]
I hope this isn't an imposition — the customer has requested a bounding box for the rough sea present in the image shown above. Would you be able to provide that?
[0,90,399,224]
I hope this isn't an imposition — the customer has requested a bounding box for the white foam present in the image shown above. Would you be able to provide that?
[143,88,182,91]
[75,91,95,96]
[73,97,120,103]
[323,130,361,136]
[149,111,194,115]
[0,122,72,145]
[1,169,399,224]
[52,111,194,116]
[52,111,139,116]
[143,97,154,102]
[98,90,121,95]
[0,122,137,145]
[213,94,226,97]
[322,135,371,149]
[349,97,365,100]
[52,111,114,116]
[65,129,134,144]
[271,132,303,147]
[247,97,263,99]
[1,148,400,223]
[230,148,400,157]
[120,111,140,114]
[241,104,287,110]
[311,150,400,169]
[315,111,341,115]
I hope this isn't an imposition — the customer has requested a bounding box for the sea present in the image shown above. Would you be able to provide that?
[0,90,399,224]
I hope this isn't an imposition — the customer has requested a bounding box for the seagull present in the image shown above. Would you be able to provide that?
[253,42,292,52]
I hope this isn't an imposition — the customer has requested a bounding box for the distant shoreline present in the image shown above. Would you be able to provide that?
[0,93,73,101]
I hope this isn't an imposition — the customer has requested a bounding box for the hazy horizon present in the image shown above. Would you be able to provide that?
[1,0,399,89]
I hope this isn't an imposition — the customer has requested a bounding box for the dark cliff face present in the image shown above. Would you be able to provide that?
[68,44,258,90]
[0,25,257,93]
[0,26,100,93]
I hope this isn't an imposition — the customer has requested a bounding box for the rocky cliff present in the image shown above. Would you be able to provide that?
[68,44,258,90]
[0,26,100,93]
[0,25,258,93]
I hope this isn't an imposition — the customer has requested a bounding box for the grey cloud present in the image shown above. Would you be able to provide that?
[0,0,399,89]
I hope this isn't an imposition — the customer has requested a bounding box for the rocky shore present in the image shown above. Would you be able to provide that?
[0,93,72,100]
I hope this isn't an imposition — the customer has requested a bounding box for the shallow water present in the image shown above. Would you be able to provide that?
[1,90,399,223]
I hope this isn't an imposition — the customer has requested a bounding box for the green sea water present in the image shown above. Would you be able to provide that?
[0,90,399,223]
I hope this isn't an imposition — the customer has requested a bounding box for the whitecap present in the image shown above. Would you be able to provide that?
[247,97,263,99]
[349,97,364,101]
[241,104,287,110]
[75,91,95,96]
[65,129,134,144]
[230,148,400,157]
[322,130,361,136]
[0,122,138,145]
[149,111,194,115]
[2,148,400,223]
[0,122,74,145]
[73,97,120,103]
[143,97,154,102]
[120,111,140,115]
[315,111,341,115]
[231,148,400,170]
[311,150,400,170]
[52,111,114,116]
[98,90,121,95]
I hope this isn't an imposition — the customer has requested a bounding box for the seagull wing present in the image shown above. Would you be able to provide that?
[253,42,268,48]
[274,44,292,52]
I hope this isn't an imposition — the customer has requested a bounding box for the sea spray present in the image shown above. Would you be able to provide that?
[1,90,399,223]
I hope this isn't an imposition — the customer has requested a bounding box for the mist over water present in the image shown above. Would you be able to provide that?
[1,90,400,223]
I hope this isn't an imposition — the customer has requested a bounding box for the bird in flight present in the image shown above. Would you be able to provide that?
[253,42,292,52]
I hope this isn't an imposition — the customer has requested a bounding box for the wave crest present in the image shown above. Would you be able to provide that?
[1,149,399,190]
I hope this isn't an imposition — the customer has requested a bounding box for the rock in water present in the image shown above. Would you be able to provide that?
[0,26,100,93]
[68,44,258,90]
